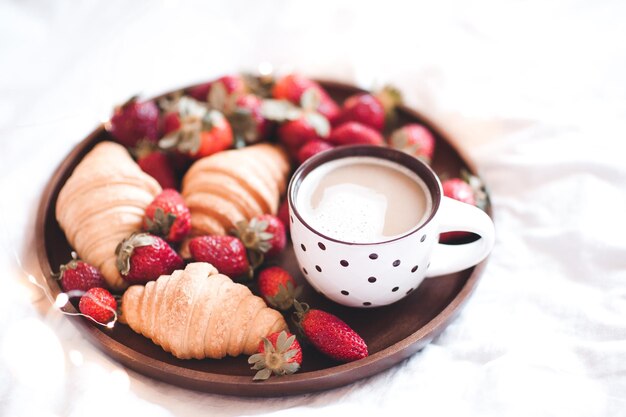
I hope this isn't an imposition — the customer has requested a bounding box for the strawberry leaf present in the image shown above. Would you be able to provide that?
[208,81,228,111]
[300,88,321,111]
[229,107,259,144]
[253,368,272,381]
[260,99,302,121]
[304,112,330,138]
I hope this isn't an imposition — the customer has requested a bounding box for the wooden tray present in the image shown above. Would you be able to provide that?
[35,80,491,397]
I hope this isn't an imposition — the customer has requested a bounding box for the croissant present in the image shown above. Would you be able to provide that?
[56,141,161,290]
[121,262,287,359]
[181,143,290,238]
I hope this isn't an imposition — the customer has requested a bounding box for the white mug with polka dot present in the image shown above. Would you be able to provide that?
[288,145,495,308]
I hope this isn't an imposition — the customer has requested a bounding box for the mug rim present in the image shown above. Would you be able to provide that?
[287,145,442,246]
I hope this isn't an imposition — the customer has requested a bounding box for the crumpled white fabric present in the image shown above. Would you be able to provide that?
[1,0,625,416]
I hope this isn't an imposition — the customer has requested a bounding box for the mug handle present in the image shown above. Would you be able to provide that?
[425,196,495,277]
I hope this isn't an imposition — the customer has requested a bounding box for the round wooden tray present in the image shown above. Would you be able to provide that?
[35,80,491,397]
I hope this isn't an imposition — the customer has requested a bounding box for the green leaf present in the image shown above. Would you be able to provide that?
[300,88,321,111]
[283,362,300,374]
[248,250,265,270]
[304,112,330,138]
[283,349,298,361]
[208,81,228,111]
[248,353,264,363]
[263,337,274,353]
[260,99,302,121]
[253,368,272,381]
[276,331,288,351]
[158,134,180,151]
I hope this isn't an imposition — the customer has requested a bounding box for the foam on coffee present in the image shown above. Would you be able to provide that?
[296,156,432,243]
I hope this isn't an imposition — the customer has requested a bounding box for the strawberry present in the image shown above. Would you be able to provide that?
[211,74,247,96]
[272,73,339,122]
[108,97,160,148]
[187,75,247,103]
[143,189,191,243]
[116,233,184,284]
[159,97,233,160]
[293,301,368,362]
[191,111,233,158]
[263,89,331,154]
[257,267,301,310]
[162,111,182,135]
[228,94,270,144]
[248,330,302,380]
[54,252,106,293]
[277,199,291,234]
[335,86,402,131]
[297,139,334,164]
[187,82,212,102]
[389,123,436,163]
[328,122,384,146]
[234,214,286,259]
[79,287,117,324]
[277,117,326,153]
[189,235,251,279]
[440,173,488,243]
[272,73,317,104]
[137,150,178,190]
[443,178,477,205]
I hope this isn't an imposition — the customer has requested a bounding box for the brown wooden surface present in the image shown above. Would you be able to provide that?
[35,80,492,397]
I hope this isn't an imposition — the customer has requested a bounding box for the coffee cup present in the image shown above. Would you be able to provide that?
[287,145,495,308]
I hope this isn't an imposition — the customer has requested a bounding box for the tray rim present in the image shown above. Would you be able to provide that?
[35,79,491,397]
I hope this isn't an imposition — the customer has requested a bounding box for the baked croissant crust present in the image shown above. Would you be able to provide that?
[121,262,288,359]
[181,143,290,237]
[55,141,162,290]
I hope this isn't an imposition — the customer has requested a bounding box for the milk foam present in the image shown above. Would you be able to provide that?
[296,157,432,243]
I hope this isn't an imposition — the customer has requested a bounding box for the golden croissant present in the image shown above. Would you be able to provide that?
[181,143,290,237]
[121,262,287,359]
[56,141,161,290]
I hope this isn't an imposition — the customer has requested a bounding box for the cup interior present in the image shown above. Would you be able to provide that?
[288,145,442,245]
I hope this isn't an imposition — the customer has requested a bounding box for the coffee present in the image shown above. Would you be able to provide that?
[296,156,432,243]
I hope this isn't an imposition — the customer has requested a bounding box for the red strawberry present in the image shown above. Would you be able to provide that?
[248,330,302,380]
[212,74,247,96]
[335,87,402,131]
[187,82,212,102]
[328,122,384,146]
[137,151,178,190]
[297,139,334,164]
[389,124,436,163]
[229,94,270,144]
[440,174,487,243]
[79,287,117,324]
[108,97,160,148]
[443,178,477,206]
[234,214,286,259]
[293,301,368,362]
[143,189,191,243]
[193,111,233,158]
[162,111,182,135]
[55,252,106,293]
[257,267,301,310]
[187,75,247,103]
[273,73,317,103]
[263,89,331,154]
[116,233,184,284]
[277,199,291,233]
[278,117,326,153]
[272,74,339,122]
[159,97,233,159]
[189,235,251,279]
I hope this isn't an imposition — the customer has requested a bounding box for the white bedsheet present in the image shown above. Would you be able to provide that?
[1,1,625,416]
